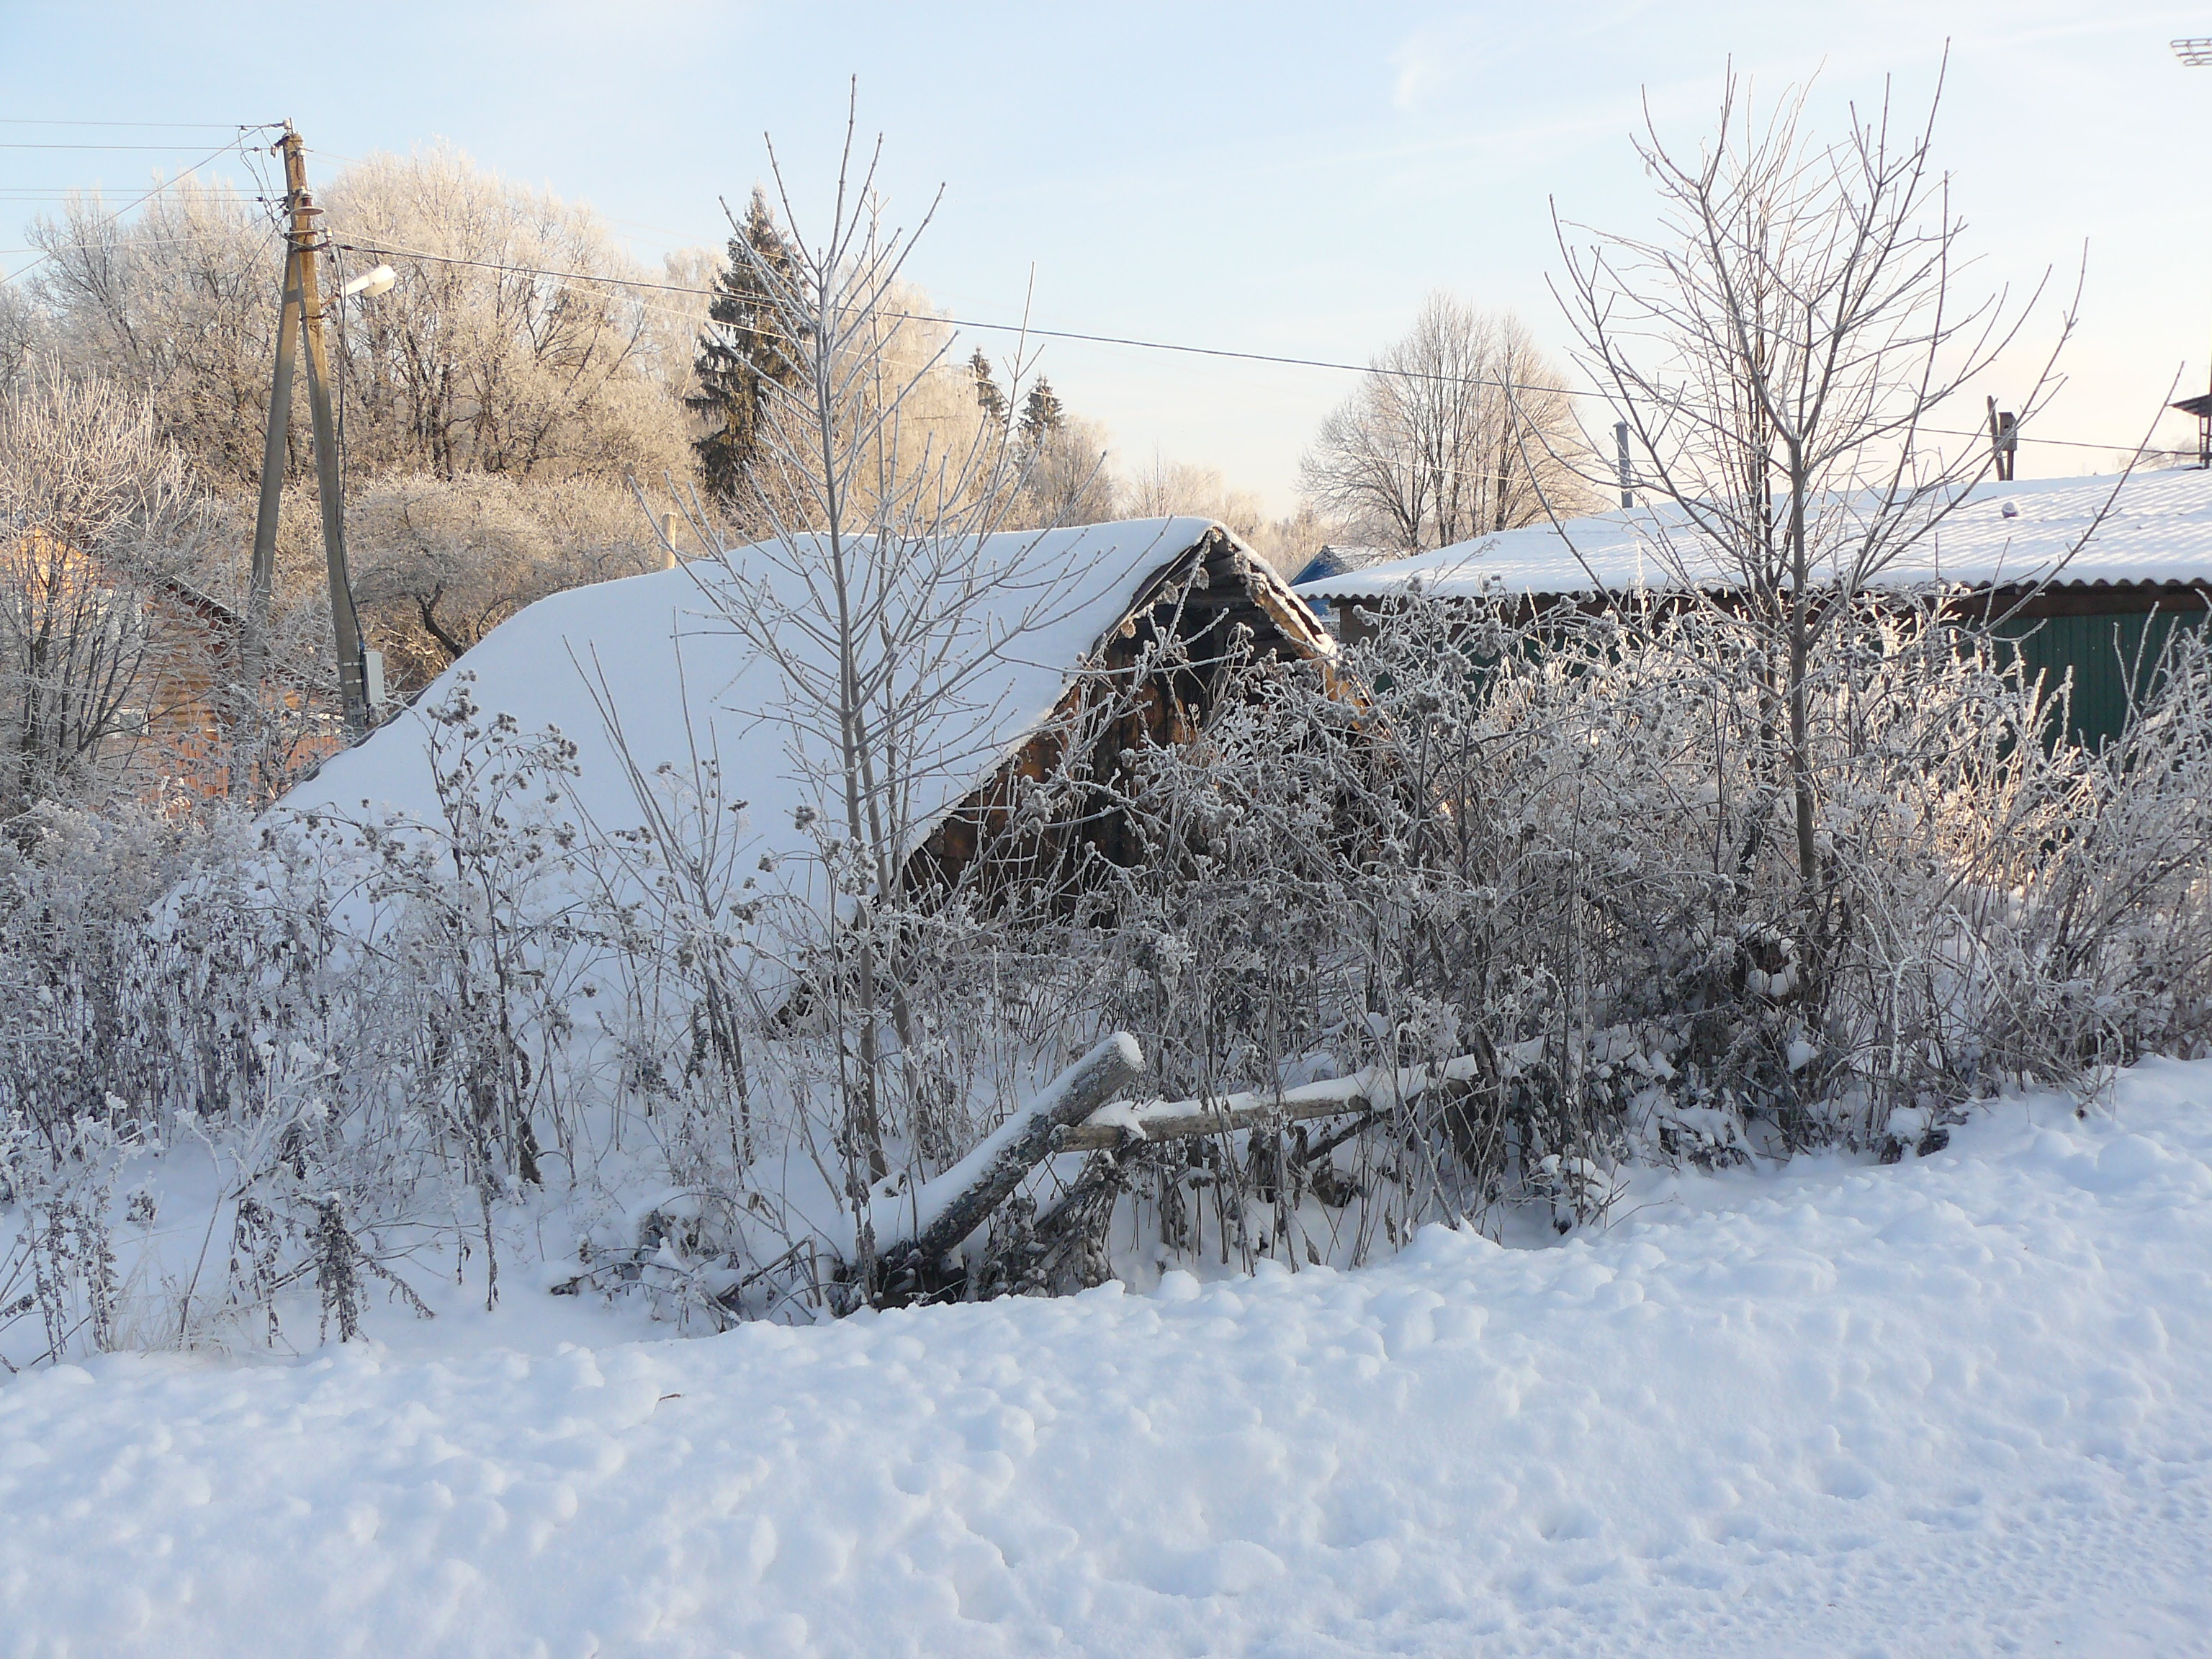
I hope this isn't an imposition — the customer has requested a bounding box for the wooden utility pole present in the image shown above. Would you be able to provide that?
[246,123,370,739]
[1984,397,2018,483]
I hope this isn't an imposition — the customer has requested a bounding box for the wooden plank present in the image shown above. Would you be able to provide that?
[1056,1091,1373,1150]
[1056,1056,1478,1151]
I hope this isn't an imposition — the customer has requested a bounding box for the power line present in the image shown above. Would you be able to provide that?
[326,233,1604,388]
[0,126,2180,460]
[1,168,2155,462]
[326,235,2175,459]
[1,129,276,287]
[0,119,253,129]
[0,232,279,256]
[0,142,266,150]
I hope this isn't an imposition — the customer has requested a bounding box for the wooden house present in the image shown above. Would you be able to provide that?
[913,521,1344,899]
[0,529,285,805]
[279,517,1346,926]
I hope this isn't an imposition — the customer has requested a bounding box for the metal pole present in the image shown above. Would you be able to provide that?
[1615,420,1632,508]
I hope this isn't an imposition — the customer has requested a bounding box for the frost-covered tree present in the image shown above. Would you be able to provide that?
[1120,456,1263,534]
[1553,69,2073,949]
[1017,377,1064,446]
[968,348,1008,427]
[348,472,666,694]
[0,285,46,401]
[27,179,282,487]
[1010,413,1118,527]
[1301,293,1587,555]
[24,152,691,491]
[1120,457,1323,572]
[320,145,688,483]
[0,372,215,818]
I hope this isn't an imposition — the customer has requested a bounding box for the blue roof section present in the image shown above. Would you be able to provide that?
[1290,547,1352,587]
[1290,544,1388,590]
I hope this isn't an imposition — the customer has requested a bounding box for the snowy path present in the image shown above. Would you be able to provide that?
[6,1065,2212,1658]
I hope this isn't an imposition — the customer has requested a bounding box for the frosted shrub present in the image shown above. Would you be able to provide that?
[0,1109,139,1366]
[0,709,585,1354]
[921,590,2198,1271]
[342,675,586,1187]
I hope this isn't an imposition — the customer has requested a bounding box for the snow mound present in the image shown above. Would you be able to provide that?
[6,1061,2212,1655]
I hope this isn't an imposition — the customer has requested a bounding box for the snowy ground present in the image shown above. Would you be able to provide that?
[5,1064,2211,1658]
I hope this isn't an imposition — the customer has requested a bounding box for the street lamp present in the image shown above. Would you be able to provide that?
[339,263,397,301]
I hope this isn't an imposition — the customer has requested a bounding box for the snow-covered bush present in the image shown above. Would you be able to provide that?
[0,685,593,1360]
[1065,591,2212,1238]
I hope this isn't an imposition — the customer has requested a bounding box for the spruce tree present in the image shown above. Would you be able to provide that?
[688,186,799,503]
[969,349,1008,427]
[1017,377,1065,448]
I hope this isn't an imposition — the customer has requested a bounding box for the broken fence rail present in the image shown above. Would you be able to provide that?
[1056,1054,1483,1152]
[871,1044,1483,1279]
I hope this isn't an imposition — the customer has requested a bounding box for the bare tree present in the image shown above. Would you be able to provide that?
[1301,292,1588,555]
[648,107,1104,1277]
[1552,68,2072,943]
[319,144,691,484]
[0,372,213,817]
[28,179,282,487]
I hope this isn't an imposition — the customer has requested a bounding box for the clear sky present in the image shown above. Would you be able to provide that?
[1,1,2206,511]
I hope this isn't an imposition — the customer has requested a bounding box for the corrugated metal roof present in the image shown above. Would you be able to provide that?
[1297,469,2212,602]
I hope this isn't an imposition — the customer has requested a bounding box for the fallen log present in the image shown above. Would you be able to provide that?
[1056,1055,1481,1151]
[866,1046,1476,1292]
[871,1033,1146,1271]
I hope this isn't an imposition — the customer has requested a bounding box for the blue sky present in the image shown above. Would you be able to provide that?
[2,1,2206,509]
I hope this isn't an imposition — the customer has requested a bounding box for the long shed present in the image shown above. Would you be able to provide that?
[1295,469,2212,749]
[281,516,1341,933]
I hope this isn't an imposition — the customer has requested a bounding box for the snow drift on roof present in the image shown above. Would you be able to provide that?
[280,517,1231,888]
[1296,469,2212,603]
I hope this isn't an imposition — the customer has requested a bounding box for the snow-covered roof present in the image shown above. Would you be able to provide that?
[1296,469,2212,604]
[281,518,1310,912]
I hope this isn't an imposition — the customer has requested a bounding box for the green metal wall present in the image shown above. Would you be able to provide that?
[1331,594,2205,753]
[1991,609,2208,750]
